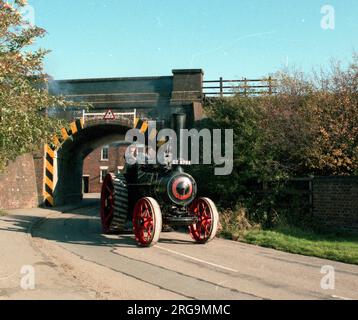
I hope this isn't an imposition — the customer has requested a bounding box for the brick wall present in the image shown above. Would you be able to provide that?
[0,154,39,210]
[83,144,127,193]
[313,176,358,233]
[33,151,44,205]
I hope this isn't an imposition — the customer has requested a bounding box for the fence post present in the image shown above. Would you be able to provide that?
[244,78,247,96]
[268,76,272,95]
[309,176,313,217]
[219,77,223,97]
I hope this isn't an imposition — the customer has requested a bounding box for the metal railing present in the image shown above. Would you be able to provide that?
[203,77,276,98]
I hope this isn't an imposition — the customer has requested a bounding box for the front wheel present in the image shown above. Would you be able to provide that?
[189,198,219,244]
[133,197,162,247]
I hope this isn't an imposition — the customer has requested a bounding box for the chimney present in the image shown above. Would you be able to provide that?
[171,113,187,164]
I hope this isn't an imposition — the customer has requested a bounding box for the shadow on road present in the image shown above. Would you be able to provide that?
[0,199,196,249]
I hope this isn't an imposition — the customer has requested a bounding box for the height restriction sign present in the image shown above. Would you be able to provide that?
[103,109,116,120]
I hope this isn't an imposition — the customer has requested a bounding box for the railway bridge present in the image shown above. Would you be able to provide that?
[42,69,205,206]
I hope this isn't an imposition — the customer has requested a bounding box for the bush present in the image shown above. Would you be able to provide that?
[0,210,7,216]
[218,206,260,241]
[260,56,358,176]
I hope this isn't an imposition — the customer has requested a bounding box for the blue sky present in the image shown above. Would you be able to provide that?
[28,0,357,80]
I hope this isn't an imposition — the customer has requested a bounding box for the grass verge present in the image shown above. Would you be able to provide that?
[219,209,358,265]
[242,225,358,265]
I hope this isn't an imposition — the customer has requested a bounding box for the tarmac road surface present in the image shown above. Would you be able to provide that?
[1,199,358,300]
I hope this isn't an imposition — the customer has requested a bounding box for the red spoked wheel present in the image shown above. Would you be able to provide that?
[189,197,219,244]
[133,197,162,247]
[100,174,115,234]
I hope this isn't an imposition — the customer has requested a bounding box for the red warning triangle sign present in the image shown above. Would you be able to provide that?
[103,109,116,120]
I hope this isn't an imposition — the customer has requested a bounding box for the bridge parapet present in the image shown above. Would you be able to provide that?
[49,69,205,126]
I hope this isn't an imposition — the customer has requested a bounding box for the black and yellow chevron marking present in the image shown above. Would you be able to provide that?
[52,119,84,149]
[44,119,84,207]
[134,118,148,134]
[44,144,55,206]
[134,118,160,146]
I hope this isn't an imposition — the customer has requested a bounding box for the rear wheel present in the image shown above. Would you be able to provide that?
[100,173,129,234]
[133,197,162,247]
[189,197,219,244]
[112,173,129,232]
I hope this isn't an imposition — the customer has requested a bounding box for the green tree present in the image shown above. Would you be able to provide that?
[191,96,286,213]
[0,0,67,171]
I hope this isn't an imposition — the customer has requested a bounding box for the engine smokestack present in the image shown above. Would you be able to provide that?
[171,113,187,164]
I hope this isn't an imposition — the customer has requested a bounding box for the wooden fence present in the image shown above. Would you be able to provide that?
[203,77,276,98]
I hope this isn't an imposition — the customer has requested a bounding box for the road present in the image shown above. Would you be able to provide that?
[1,200,358,300]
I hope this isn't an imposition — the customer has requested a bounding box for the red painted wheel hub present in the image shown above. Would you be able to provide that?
[100,174,114,233]
[189,198,213,243]
[133,198,155,246]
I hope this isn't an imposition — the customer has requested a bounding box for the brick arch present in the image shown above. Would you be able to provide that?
[43,118,152,207]
[44,119,84,206]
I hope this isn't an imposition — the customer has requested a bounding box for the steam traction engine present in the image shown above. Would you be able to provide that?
[99,114,219,247]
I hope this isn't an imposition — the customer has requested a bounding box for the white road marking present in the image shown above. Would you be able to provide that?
[215,280,229,291]
[156,246,239,273]
[331,295,353,300]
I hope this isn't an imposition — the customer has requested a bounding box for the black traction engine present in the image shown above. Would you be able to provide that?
[100,114,219,247]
